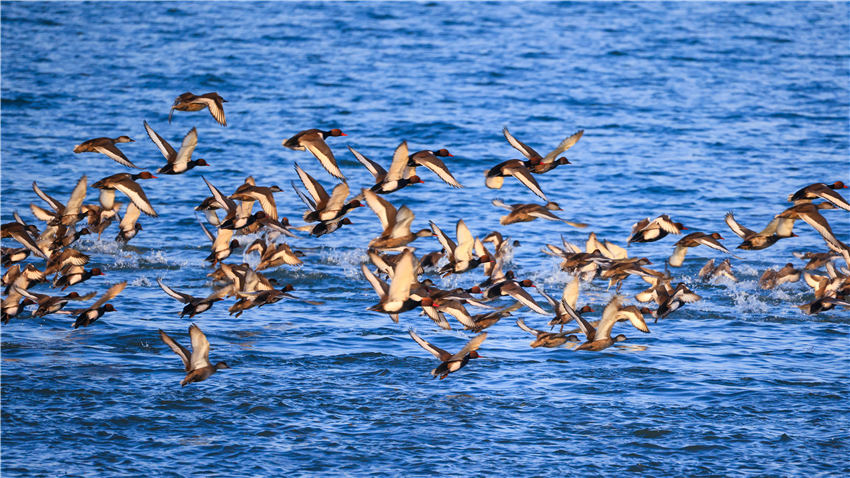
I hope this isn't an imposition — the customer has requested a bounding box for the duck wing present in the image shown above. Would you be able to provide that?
[300,135,345,181]
[542,130,583,163]
[503,127,541,160]
[409,329,453,361]
[173,127,198,169]
[194,96,227,126]
[504,163,548,200]
[61,176,88,225]
[294,163,330,209]
[348,146,387,182]
[88,281,127,311]
[364,189,397,233]
[361,263,389,299]
[157,278,195,304]
[501,281,547,314]
[159,329,192,371]
[725,212,755,239]
[94,143,138,169]
[448,332,487,361]
[386,141,410,181]
[144,120,177,160]
[114,178,157,217]
[188,323,213,370]
[31,181,64,212]
[411,152,462,188]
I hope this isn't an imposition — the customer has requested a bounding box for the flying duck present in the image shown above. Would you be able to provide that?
[144,121,209,174]
[502,127,583,173]
[282,128,347,180]
[408,330,486,380]
[159,324,230,386]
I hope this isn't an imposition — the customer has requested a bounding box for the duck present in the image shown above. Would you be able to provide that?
[282,128,347,180]
[73,136,137,168]
[430,219,491,276]
[245,238,303,271]
[292,163,362,222]
[200,176,254,230]
[483,266,547,315]
[113,203,142,242]
[654,282,701,321]
[668,232,730,267]
[627,215,686,244]
[13,288,96,318]
[362,249,435,322]
[1,247,30,268]
[296,216,353,237]
[144,121,209,174]
[30,176,88,227]
[406,148,462,188]
[54,265,105,290]
[92,172,158,217]
[231,183,283,221]
[799,296,850,315]
[516,318,579,348]
[725,212,794,250]
[228,284,305,317]
[788,181,849,211]
[792,251,841,270]
[157,278,229,318]
[408,330,486,379]
[169,92,227,126]
[350,141,425,195]
[198,220,238,266]
[1,221,48,259]
[775,203,848,259]
[537,276,595,330]
[159,324,230,386]
[461,303,523,332]
[759,263,801,289]
[363,190,432,250]
[81,203,122,239]
[575,296,651,351]
[698,258,737,282]
[484,159,548,200]
[43,247,89,276]
[491,199,587,227]
[1,264,46,323]
[63,281,126,328]
[502,127,583,174]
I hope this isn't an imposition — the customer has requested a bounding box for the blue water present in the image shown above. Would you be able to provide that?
[2,1,849,475]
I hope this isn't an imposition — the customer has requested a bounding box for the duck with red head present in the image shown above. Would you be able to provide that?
[92,172,158,217]
[12,288,97,318]
[144,122,211,174]
[502,127,583,174]
[55,266,105,290]
[350,141,426,195]
[406,147,462,188]
[484,276,547,315]
[788,181,850,211]
[67,282,125,329]
[283,128,348,180]
[408,330,487,380]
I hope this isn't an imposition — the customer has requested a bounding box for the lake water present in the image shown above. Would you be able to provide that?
[2,2,848,476]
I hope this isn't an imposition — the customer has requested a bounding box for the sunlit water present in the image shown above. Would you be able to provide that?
[2,2,848,475]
